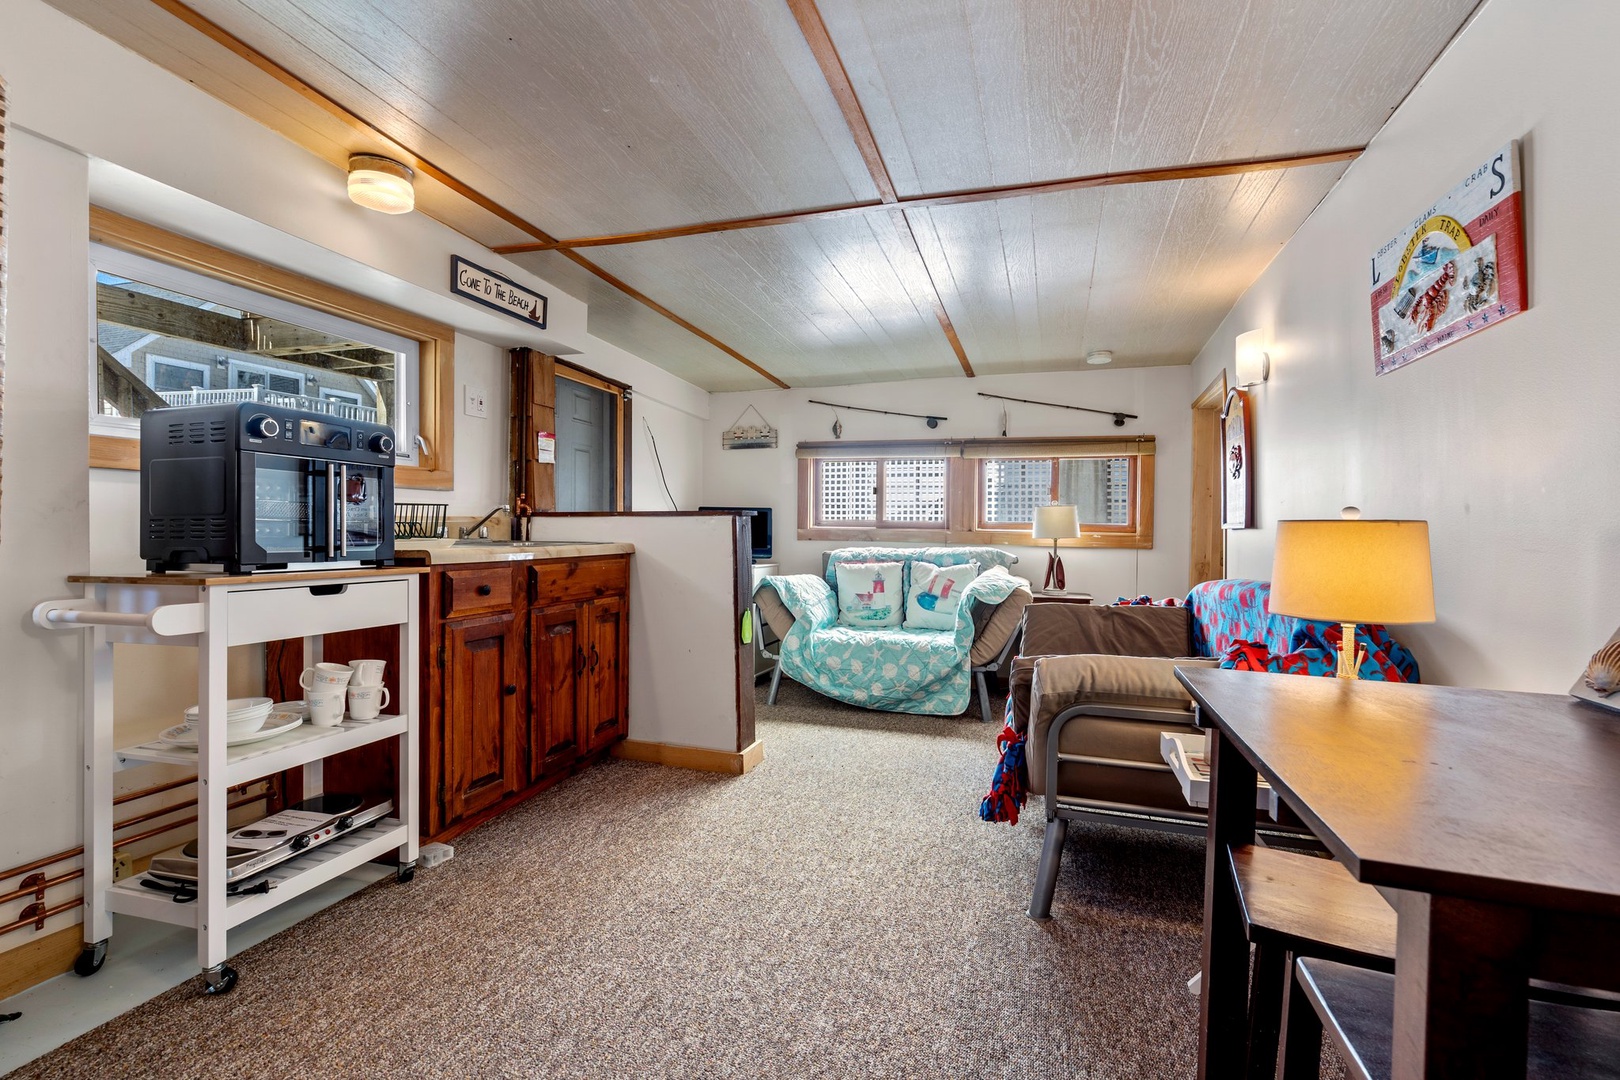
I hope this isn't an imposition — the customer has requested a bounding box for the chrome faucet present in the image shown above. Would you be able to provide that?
[459,504,510,538]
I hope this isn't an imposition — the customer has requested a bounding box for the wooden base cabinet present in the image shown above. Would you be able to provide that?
[423,553,630,840]
[443,610,523,821]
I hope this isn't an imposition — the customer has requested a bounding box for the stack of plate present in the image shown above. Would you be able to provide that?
[182,697,274,739]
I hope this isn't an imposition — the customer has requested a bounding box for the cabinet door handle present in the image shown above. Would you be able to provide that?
[590,645,600,672]
[574,647,586,676]
[476,584,493,597]
[504,684,517,696]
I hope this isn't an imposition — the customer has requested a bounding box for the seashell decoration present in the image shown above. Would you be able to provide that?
[1583,639,1620,696]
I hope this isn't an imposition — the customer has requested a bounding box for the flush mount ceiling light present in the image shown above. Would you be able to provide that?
[347,154,415,214]
[1085,350,1114,366]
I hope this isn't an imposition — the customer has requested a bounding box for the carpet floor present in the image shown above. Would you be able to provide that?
[11,682,1326,1079]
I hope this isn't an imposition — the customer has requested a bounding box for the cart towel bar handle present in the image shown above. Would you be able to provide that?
[32,600,205,636]
[308,584,348,597]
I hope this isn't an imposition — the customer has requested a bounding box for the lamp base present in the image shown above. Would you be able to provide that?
[1043,547,1067,594]
[1335,621,1368,679]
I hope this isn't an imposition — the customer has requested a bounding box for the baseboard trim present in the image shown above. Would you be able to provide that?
[614,739,764,775]
[0,923,82,1002]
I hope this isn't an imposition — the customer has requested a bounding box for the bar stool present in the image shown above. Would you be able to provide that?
[1231,845,1396,1079]
[1285,957,1620,1079]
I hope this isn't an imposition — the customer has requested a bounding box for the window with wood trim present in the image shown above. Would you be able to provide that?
[797,436,1154,549]
[86,208,456,489]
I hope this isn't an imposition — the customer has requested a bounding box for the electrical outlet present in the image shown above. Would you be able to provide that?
[112,852,133,881]
[464,385,488,418]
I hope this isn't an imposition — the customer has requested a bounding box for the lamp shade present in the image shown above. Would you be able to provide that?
[1270,519,1436,625]
[1032,504,1081,541]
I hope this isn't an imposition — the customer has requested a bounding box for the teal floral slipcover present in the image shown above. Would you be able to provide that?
[765,561,1022,716]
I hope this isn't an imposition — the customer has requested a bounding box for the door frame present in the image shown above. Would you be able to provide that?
[1190,370,1228,586]
[555,360,631,512]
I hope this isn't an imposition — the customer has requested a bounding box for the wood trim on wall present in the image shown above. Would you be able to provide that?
[0,923,83,1001]
[612,738,764,775]
[87,208,456,488]
[1190,371,1229,585]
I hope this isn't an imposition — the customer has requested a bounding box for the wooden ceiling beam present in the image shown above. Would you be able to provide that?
[144,0,788,390]
[782,0,972,377]
[491,146,1365,254]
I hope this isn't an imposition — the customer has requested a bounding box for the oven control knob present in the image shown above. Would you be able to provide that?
[368,432,395,455]
[246,414,280,439]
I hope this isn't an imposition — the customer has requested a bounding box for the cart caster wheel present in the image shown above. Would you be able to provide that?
[73,940,108,977]
[396,862,417,884]
[203,964,238,995]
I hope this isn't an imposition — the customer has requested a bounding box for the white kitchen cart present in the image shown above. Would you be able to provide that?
[32,567,425,994]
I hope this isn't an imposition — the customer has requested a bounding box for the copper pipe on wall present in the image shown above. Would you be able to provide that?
[112,792,264,851]
[0,868,83,908]
[113,775,200,806]
[0,782,268,884]
[0,897,83,937]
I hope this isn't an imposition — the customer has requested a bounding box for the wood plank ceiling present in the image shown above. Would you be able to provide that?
[45,0,1481,392]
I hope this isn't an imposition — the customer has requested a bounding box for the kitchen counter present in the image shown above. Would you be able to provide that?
[394,539,635,565]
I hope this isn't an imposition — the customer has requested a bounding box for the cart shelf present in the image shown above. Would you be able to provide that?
[106,819,407,930]
[115,715,408,785]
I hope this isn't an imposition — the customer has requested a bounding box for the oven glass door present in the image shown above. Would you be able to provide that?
[339,464,389,559]
[247,452,327,562]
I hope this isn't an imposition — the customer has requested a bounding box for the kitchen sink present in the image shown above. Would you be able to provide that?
[450,538,598,547]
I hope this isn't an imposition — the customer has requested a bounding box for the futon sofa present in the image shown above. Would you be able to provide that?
[985,578,1419,918]
[754,546,1033,718]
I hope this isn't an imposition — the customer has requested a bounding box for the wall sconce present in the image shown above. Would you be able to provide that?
[347,154,415,214]
[1235,328,1270,387]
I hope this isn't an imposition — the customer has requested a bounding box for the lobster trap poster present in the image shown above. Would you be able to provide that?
[1370,141,1526,375]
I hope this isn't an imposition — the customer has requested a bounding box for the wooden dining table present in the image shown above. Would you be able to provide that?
[1176,667,1620,1080]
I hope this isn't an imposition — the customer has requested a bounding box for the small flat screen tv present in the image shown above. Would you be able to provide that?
[700,506,772,562]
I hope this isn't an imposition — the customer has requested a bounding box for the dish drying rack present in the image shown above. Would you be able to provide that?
[395,502,448,539]
[157,385,380,423]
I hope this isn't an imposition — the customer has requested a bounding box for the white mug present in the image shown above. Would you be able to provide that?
[346,684,391,721]
[347,659,387,687]
[300,663,353,693]
[307,692,346,728]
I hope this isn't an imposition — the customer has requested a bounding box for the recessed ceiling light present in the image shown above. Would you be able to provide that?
[1086,350,1114,366]
[347,154,415,214]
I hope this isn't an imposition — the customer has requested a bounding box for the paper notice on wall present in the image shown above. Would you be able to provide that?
[536,432,555,464]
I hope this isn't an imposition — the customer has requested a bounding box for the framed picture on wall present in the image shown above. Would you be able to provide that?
[1221,388,1252,530]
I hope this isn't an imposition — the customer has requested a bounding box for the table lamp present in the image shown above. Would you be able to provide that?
[1032,504,1080,594]
[1268,513,1435,679]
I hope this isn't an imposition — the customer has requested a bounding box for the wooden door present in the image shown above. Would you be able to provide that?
[530,603,585,780]
[444,611,522,819]
[583,595,628,754]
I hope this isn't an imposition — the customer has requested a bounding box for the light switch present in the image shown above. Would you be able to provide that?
[464,385,488,418]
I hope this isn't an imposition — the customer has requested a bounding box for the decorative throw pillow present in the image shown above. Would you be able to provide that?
[835,561,904,628]
[904,560,980,631]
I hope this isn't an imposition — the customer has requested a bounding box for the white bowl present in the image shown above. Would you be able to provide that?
[183,697,273,737]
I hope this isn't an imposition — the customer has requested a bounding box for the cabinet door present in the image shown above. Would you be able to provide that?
[444,611,522,820]
[584,595,628,754]
[530,603,585,780]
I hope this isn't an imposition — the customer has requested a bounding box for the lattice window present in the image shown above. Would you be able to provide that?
[816,459,877,524]
[882,458,947,524]
[983,456,1134,527]
[983,458,1053,526]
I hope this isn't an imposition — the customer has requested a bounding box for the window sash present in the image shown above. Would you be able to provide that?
[798,437,1154,550]
[978,456,1137,531]
[813,456,948,530]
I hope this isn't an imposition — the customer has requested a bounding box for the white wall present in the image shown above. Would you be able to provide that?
[1188,0,1620,692]
[0,0,711,956]
[0,131,92,880]
[525,516,743,753]
[702,367,1194,601]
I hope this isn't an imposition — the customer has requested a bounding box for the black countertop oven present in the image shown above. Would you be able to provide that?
[140,402,396,574]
